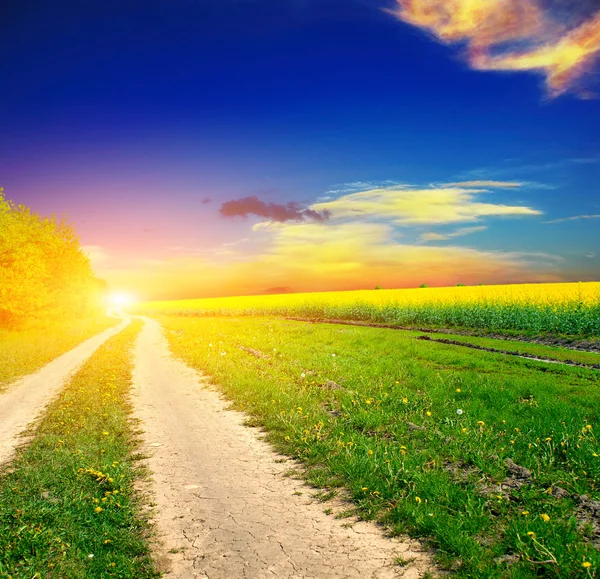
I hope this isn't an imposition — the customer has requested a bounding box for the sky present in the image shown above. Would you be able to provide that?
[1,0,599,300]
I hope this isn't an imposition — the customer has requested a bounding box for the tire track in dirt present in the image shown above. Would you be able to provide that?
[131,318,435,579]
[0,317,130,467]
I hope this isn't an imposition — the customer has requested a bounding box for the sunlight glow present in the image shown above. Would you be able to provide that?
[107,292,137,308]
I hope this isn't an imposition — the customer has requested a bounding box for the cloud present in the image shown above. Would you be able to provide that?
[98,220,564,300]
[388,0,600,96]
[96,193,557,300]
[95,179,557,300]
[310,185,541,225]
[460,155,600,181]
[544,213,600,224]
[220,195,330,223]
[442,181,523,188]
[246,221,563,292]
[420,226,487,242]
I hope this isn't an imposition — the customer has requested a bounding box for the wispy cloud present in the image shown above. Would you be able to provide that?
[311,184,541,225]
[459,156,600,182]
[442,181,522,189]
[323,180,404,196]
[220,195,330,223]
[388,0,600,96]
[420,226,487,242]
[544,214,600,224]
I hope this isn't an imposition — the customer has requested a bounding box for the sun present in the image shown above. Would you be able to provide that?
[107,292,137,308]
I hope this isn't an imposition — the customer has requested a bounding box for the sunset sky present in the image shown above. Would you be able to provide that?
[2,0,599,300]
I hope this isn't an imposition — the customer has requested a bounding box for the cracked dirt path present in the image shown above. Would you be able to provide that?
[0,317,130,467]
[131,318,435,579]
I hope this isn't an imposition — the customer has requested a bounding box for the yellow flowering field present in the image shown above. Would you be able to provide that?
[137,282,600,336]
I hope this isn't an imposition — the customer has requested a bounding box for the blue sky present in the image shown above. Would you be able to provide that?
[1,0,599,298]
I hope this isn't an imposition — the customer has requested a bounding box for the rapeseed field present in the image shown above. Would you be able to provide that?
[138,282,600,336]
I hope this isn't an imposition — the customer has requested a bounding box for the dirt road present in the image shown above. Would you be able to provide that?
[0,318,130,467]
[131,318,434,579]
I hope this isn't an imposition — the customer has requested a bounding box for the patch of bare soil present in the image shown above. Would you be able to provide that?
[0,319,130,468]
[131,318,438,578]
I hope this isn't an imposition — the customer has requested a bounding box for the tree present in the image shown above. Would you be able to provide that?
[0,188,104,326]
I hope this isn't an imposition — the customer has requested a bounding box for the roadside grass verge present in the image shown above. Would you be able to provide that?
[0,315,119,389]
[0,319,158,579]
[159,315,600,578]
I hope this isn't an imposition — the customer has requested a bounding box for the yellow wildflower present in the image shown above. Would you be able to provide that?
[540,514,550,522]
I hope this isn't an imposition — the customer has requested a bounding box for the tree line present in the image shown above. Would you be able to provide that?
[0,188,106,327]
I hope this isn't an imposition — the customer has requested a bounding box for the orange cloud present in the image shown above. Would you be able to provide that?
[389,0,600,96]
[100,221,562,300]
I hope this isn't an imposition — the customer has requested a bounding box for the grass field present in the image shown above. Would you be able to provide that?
[136,282,600,338]
[0,316,119,390]
[158,314,599,578]
[0,320,158,579]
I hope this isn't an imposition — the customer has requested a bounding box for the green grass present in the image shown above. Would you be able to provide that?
[158,315,600,578]
[0,320,158,579]
[405,331,600,367]
[0,316,119,390]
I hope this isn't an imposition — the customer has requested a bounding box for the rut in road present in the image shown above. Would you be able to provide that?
[131,318,435,579]
[0,317,130,467]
